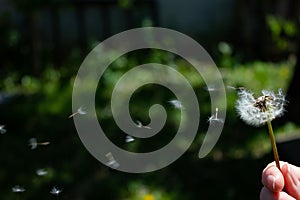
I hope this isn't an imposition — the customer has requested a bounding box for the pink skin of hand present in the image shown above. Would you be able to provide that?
[260,161,300,200]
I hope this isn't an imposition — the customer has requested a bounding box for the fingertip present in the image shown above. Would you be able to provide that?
[262,163,284,192]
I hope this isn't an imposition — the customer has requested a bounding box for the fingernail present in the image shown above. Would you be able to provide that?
[287,165,299,187]
[267,175,277,190]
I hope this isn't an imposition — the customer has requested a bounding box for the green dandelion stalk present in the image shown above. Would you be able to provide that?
[267,120,280,169]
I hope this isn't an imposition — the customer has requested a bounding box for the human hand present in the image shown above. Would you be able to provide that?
[260,161,300,200]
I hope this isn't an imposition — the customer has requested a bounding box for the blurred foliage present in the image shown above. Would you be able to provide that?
[266,15,298,52]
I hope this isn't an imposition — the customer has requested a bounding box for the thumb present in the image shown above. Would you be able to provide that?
[282,163,300,199]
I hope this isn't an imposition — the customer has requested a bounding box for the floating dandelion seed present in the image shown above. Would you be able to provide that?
[226,85,245,91]
[125,135,135,143]
[208,108,224,124]
[36,168,48,176]
[135,120,151,129]
[50,186,62,196]
[0,124,6,134]
[205,85,219,92]
[105,152,120,168]
[236,88,286,170]
[28,138,50,150]
[68,106,87,118]
[12,185,25,193]
[206,85,244,92]
[168,99,183,109]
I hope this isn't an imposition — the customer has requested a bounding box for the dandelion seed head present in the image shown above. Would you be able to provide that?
[236,88,286,126]
[12,185,25,193]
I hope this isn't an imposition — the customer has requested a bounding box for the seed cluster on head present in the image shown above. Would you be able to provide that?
[236,88,286,126]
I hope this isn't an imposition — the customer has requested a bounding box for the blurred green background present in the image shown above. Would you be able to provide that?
[1,0,300,199]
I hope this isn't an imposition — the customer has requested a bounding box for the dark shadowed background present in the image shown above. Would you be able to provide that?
[0,0,300,199]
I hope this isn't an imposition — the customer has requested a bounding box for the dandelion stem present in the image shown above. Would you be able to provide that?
[266,120,280,170]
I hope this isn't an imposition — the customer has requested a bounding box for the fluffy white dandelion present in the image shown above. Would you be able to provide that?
[28,138,50,150]
[236,88,286,127]
[50,186,62,196]
[0,125,6,134]
[235,88,287,170]
[12,185,25,193]
[68,106,87,118]
[36,168,48,176]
